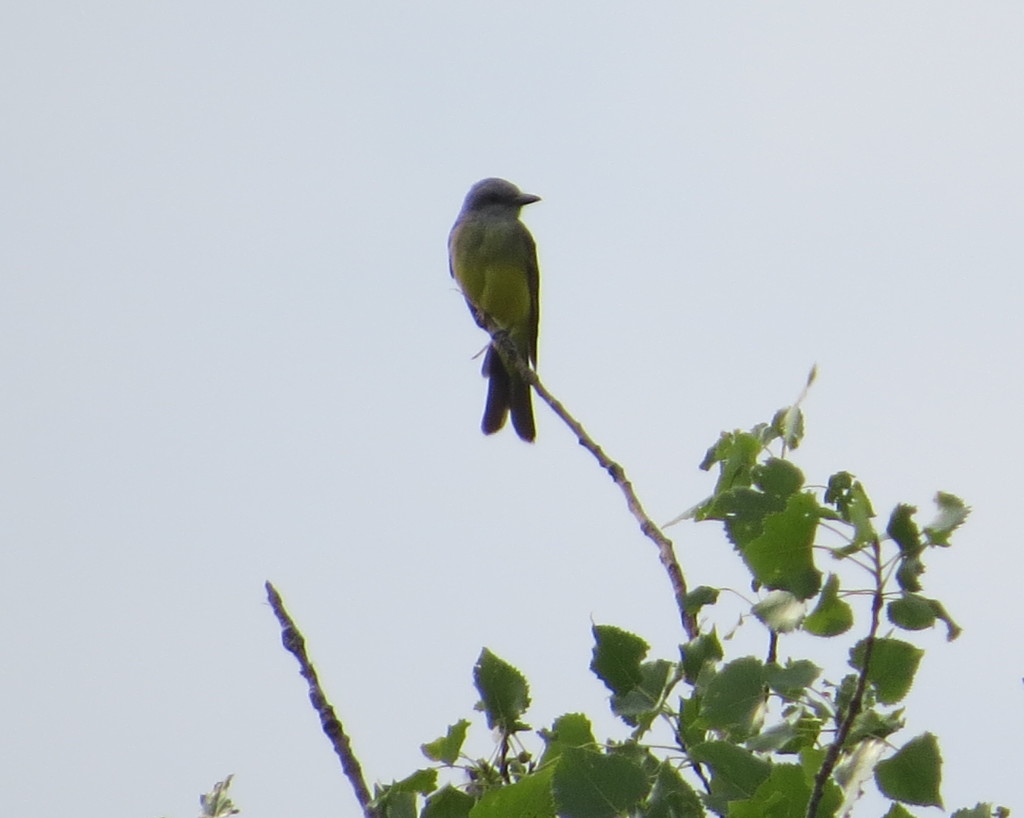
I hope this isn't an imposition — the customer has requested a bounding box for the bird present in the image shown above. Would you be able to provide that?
[448,178,541,442]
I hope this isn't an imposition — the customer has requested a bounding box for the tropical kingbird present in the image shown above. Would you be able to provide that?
[448,178,541,442]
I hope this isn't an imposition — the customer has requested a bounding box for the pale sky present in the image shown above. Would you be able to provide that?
[2,3,1022,816]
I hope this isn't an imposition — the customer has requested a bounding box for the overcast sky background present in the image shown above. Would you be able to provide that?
[2,2,1022,816]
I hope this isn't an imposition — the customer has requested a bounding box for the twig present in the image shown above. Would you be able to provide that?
[489,331,698,639]
[265,582,378,818]
[805,540,885,818]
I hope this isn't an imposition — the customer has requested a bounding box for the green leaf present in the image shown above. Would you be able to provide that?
[590,625,648,696]
[707,486,785,549]
[377,790,416,818]
[874,733,943,807]
[882,804,918,818]
[388,769,438,795]
[742,492,823,599]
[728,763,841,818]
[421,720,470,765]
[781,714,821,754]
[745,721,800,753]
[764,660,820,698]
[844,707,905,745]
[887,594,936,632]
[887,504,922,556]
[895,554,925,593]
[470,764,555,818]
[798,747,826,782]
[832,737,886,804]
[745,717,818,754]
[199,776,238,818]
[699,430,762,492]
[374,769,438,818]
[753,458,805,499]
[803,574,853,636]
[844,491,877,549]
[551,746,649,818]
[771,402,807,451]
[684,585,720,616]
[850,638,924,704]
[928,598,963,641]
[833,672,859,716]
[752,590,805,632]
[681,630,723,684]
[677,692,706,749]
[690,742,771,811]
[951,805,1005,818]
[824,472,876,545]
[422,785,474,818]
[611,660,673,727]
[473,649,530,732]
[696,656,765,738]
[823,471,853,508]
[923,492,970,546]
[538,713,597,766]
[607,740,655,773]
[643,761,704,818]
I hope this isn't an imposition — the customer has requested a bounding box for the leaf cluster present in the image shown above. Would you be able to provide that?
[367,405,1002,818]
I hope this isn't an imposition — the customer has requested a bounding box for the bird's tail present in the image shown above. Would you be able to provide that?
[481,345,535,442]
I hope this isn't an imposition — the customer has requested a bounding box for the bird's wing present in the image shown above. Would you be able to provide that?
[521,225,540,365]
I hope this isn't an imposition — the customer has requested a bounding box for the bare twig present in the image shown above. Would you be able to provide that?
[805,540,885,818]
[489,331,698,638]
[767,630,779,665]
[265,582,378,818]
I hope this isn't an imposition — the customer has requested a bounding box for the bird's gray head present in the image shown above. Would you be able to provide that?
[460,178,541,217]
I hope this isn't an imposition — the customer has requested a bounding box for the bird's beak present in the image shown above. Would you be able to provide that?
[518,193,541,206]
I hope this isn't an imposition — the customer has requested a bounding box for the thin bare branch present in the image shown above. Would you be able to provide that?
[265,581,378,818]
[489,331,698,638]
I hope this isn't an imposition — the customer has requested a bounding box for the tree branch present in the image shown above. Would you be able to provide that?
[488,331,698,639]
[805,540,885,817]
[265,581,378,818]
